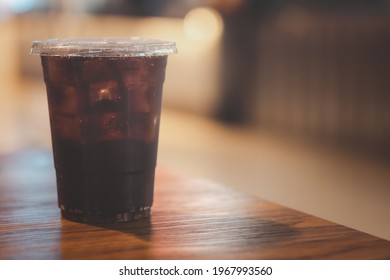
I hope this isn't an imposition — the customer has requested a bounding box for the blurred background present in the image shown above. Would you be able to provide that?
[1,0,389,240]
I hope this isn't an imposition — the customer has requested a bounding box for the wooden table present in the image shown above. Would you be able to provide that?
[1,149,389,260]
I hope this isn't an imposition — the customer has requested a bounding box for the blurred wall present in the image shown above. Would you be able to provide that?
[212,2,390,160]
[0,17,23,152]
[252,7,390,159]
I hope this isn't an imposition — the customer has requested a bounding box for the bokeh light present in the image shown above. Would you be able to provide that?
[183,7,223,44]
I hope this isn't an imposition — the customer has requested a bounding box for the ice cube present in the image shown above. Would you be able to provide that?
[42,56,82,85]
[81,58,116,82]
[83,113,126,141]
[47,85,83,114]
[145,83,163,113]
[88,81,121,112]
[146,56,167,83]
[117,57,166,86]
[51,114,83,141]
[119,68,146,86]
[127,85,150,113]
[115,57,141,72]
[129,113,159,143]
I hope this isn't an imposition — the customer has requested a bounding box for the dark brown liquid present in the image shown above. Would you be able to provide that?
[41,55,167,222]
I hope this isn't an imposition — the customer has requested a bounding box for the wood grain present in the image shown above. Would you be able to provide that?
[1,149,389,259]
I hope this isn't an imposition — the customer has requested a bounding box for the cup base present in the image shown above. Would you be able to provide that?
[61,207,151,224]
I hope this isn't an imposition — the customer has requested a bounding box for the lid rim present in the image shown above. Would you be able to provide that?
[30,37,178,57]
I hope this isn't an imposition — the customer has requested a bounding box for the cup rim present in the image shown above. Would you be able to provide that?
[30,37,178,57]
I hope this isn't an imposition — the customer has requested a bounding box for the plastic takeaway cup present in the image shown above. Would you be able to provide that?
[30,37,177,223]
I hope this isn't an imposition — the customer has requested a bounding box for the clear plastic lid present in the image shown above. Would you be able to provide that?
[30,37,177,57]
